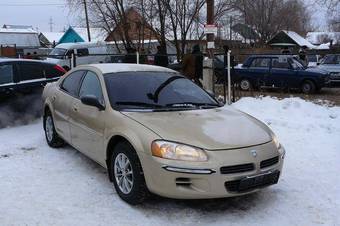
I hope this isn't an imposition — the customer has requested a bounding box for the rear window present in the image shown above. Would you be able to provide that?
[44,64,65,79]
[0,64,14,85]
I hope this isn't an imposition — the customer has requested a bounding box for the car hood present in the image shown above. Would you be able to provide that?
[304,67,329,75]
[122,106,272,150]
[317,65,340,73]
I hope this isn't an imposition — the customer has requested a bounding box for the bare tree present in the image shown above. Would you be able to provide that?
[229,0,312,43]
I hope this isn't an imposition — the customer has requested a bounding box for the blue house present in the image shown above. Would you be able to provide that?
[58,27,85,44]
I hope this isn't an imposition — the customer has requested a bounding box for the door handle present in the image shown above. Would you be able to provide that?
[73,104,78,112]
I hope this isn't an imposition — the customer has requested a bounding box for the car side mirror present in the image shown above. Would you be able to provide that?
[81,95,105,111]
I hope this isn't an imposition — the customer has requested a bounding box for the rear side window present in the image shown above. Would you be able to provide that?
[60,70,85,97]
[20,62,44,81]
[250,58,270,68]
[0,64,14,84]
[79,71,104,103]
[77,48,89,57]
[272,58,290,69]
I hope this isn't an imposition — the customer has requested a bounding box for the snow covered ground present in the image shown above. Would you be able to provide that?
[0,97,339,226]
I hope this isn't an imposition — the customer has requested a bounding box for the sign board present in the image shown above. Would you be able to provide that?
[204,24,217,35]
[207,41,215,49]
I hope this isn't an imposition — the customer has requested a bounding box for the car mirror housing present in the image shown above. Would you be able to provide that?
[81,95,105,111]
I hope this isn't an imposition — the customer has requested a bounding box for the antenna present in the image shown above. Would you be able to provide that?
[49,17,54,32]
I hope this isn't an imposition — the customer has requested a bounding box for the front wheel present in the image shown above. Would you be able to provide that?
[44,111,65,148]
[301,80,316,94]
[110,142,148,205]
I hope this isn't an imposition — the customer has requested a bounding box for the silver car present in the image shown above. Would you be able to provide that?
[317,54,340,87]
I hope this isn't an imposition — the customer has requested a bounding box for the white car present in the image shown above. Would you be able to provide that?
[46,42,114,71]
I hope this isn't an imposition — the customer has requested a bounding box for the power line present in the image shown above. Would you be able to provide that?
[0,3,64,7]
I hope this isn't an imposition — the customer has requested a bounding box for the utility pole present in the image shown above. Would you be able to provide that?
[49,17,54,32]
[203,0,215,93]
[83,0,91,42]
[206,0,214,59]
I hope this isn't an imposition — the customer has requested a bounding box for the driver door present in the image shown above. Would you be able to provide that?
[69,70,106,165]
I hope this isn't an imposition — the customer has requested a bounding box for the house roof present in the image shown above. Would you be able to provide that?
[267,30,316,49]
[0,28,40,47]
[41,32,64,43]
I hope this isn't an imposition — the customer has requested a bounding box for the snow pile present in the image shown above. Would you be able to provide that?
[0,97,339,226]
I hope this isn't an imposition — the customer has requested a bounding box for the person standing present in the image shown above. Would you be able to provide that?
[154,45,168,67]
[182,44,203,87]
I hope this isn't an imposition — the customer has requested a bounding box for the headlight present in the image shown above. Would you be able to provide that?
[272,135,281,149]
[151,140,208,162]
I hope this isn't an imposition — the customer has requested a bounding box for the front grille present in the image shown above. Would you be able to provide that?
[220,163,254,174]
[260,156,279,168]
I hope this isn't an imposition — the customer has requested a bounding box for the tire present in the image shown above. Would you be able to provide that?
[301,80,316,94]
[44,110,65,148]
[239,78,251,91]
[110,142,148,205]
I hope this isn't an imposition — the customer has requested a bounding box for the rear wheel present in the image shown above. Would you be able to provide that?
[239,78,251,91]
[110,142,148,205]
[301,80,316,94]
[44,111,65,148]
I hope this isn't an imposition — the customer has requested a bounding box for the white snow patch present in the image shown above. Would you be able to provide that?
[0,97,339,226]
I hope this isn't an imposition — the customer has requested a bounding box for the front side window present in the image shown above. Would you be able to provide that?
[250,58,271,68]
[0,64,14,85]
[60,70,85,97]
[104,72,219,111]
[79,71,103,103]
[77,48,89,57]
[272,57,290,69]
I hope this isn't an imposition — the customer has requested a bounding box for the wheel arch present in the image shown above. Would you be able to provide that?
[106,135,138,182]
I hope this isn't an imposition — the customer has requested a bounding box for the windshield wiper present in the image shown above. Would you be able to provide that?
[115,101,163,108]
[166,102,220,108]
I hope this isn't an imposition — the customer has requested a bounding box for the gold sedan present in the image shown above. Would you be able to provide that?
[42,64,285,205]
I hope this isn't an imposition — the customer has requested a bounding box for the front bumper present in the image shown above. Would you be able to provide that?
[142,141,285,199]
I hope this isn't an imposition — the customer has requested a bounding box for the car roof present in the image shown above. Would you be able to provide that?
[0,58,54,64]
[76,63,177,74]
[54,42,107,49]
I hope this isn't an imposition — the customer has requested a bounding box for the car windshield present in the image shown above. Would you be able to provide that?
[289,58,305,70]
[320,55,340,65]
[104,71,220,111]
[48,48,67,59]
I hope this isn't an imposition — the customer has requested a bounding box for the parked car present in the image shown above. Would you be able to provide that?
[42,63,285,205]
[317,54,340,87]
[46,42,115,71]
[0,59,66,95]
[234,55,330,94]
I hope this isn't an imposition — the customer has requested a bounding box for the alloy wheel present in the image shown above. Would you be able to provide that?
[45,116,54,142]
[114,153,134,194]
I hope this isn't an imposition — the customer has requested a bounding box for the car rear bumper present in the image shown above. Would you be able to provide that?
[142,142,285,199]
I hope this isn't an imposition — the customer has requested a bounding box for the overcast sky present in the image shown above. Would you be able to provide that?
[0,0,329,33]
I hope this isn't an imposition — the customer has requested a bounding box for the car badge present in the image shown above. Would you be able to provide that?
[250,150,257,158]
